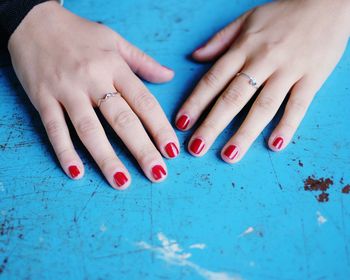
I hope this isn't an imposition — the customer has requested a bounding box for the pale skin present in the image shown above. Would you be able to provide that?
[8,1,179,189]
[176,0,350,162]
[7,0,350,190]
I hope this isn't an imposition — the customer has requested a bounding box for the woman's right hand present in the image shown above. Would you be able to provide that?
[8,1,179,190]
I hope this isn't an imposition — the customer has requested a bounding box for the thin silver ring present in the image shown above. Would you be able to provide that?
[97,92,121,108]
[236,72,259,89]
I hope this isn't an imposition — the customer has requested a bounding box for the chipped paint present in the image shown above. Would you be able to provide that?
[189,243,206,250]
[239,227,254,237]
[137,233,241,280]
[316,211,327,225]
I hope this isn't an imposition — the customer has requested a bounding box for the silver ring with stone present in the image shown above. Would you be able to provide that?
[236,72,259,89]
[97,92,121,108]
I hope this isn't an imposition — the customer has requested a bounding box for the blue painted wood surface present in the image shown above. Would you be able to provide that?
[0,0,350,279]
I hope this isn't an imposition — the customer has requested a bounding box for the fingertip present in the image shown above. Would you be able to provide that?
[160,65,176,81]
[192,45,205,57]
[192,42,225,62]
[67,164,84,180]
[149,164,168,183]
[192,47,214,62]
[188,137,206,157]
[145,65,175,84]
[221,144,240,164]
[268,135,286,152]
[163,141,180,159]
[113,171,131,190]
[175,114,191,131]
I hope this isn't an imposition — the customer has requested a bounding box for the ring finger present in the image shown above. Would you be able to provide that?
[188,60,275,156]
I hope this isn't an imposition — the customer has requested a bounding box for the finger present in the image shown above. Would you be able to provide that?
[268,76,317,152]
[176,50,246,131]
[99,93,168,183]
[62,94,131,190]
[113,64,180,160]
[187,60,274,156]
[192,10,252,62]
[116,34,174,83]
[221,73,295,163]
[39,97,84,180]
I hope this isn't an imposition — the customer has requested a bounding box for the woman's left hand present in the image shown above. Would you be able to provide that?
[176,0,350,162]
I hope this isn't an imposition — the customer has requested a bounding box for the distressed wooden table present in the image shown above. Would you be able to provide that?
[1,0,350,279]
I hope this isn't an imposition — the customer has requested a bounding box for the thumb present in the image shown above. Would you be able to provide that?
[116,36,174,84]
[192,10,252,62]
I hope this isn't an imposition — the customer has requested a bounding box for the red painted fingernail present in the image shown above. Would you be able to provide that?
[165,142,179,158]
[152,165,167,181]
[162,65,173,71]
[176,114,190,130]
[190,138,205,155]
[272,136,284,150]
[223,145,239,160]
[68,165,80,178]
[114,172,128,187]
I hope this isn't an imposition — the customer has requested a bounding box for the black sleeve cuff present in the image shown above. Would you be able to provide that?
[0,0,51,46]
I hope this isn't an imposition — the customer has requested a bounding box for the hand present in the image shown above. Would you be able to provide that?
[8,1,179,189]
[176,0,350,162]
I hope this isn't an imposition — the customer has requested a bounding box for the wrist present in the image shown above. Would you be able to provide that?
[8,1,63,51]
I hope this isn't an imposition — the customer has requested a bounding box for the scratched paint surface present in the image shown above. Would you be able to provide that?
[0,0,350,279]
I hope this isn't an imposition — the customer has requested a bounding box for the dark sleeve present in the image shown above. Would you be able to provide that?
[0,0,51,48]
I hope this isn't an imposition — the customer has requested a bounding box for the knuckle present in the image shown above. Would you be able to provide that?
[237,33,256,48]
[35,82,49,98]
[44,119,63,138]
[279,120,296,131]
[100,156,118,171]
[255,95,277,111]
[185,95,203,112]
[128,47,148,73]
[200,120,219,135]
[76,116,100,137]
[202,70,220,89]
[31,83,51,106]
[138,50,148,62]
[56,147,75,162]
[214,29,228,44]
[221,85,246,107]
[239,129,256,142]
[259,43,284,66]
[134,91,158,112]
[112,110,138,129]
[153,126,172,142]
[137,146,159,166]
[288,98,308,113]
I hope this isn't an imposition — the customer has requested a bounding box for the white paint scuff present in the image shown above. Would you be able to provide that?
[189,243,207,250]
[316,211,327,225]
[137,232,241,280]
[100,223,107,232]
[238,226,254,237]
